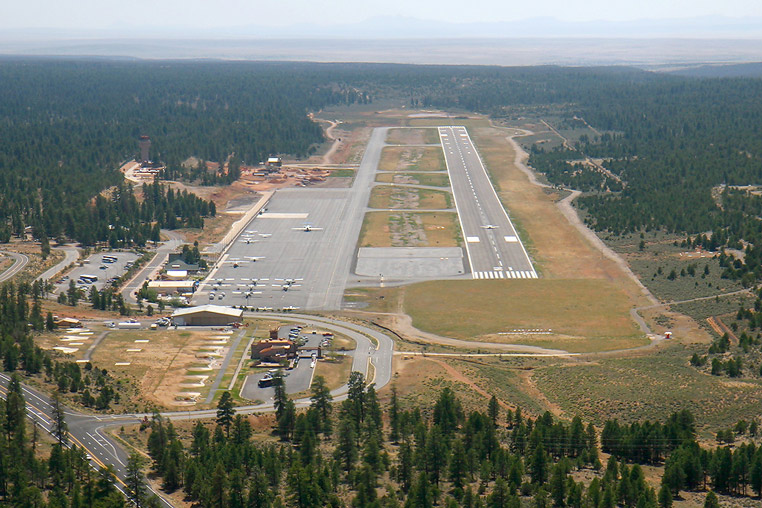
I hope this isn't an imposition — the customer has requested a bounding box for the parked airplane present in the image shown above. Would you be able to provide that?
[276,278,304,285]
[292,224,323,232]
[244,256,266,262]
[273,282,302,292]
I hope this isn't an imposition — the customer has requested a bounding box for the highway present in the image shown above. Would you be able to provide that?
[2,312,394,507]
[0,251,29,282]
[439,126,536,279]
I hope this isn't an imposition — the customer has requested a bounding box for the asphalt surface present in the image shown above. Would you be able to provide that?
[122,229,184,304]
[52,251,139,294]
[0,251,29,282]
[2,313,394,508]
[240,327,325,402]
[36,245,80,283]
[439,126,536,279]
[194,128,388,311]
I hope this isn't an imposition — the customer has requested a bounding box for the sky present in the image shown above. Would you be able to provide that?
[2,0,762,32]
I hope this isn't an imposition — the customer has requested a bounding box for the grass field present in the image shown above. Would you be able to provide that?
[375,172,451,187]
[386,127,440,145]
[368,185,452,210]
[358,211,461,248]
[532,344,762,432]
[379,146,445,172]
[403,279,643,342]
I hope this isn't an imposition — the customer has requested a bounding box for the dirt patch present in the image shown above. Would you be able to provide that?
[358,211,461,248]
[379,146,445,172]
[368,186,452,210]
[386,128,439,145]
[423,357,517,410]
[518,369,564,417]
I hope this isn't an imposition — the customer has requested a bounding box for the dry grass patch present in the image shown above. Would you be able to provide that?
[379,146,445,172]
[315,355,352,390]
[358,211,461,247]
[533,346,762,430]
[404,279,642,341]
[388,356,487,408]
[368,185,452,210]
[90,329,212,408]
[386,128,440,145]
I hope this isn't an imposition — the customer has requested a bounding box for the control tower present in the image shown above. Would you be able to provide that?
[139,135,151,164]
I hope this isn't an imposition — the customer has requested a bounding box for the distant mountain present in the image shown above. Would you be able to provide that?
[3,15,762,40]
[667,62,762,78]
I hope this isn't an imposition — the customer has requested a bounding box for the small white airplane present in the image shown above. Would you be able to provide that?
[257,306,273,312]
[283,306,300,312]
[224,258,250,268]
[244,291,262,298]
[273,282,302,292]
[292,224,323,232]
[239,237,258,244]
[482,224,499,230]
[276,278,304,284]
[244,256,266,262]
[258,233,272,238]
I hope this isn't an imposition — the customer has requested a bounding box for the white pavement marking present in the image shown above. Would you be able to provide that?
[258,212,309,219]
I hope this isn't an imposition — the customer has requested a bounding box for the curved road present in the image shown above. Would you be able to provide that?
[0,251,29,282]
[36,245,80,283]
[1,313,395,508]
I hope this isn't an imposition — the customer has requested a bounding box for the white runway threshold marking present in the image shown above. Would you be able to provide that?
[466,236,481,243]
[258,212,309,219]
[473,270,538,280]
[504,236,518,242]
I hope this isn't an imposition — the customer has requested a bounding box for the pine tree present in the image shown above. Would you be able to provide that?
[389,386,400,444]
[703,491,720,508]
[310,375,333,437]
[51,393,68,444]
[216,391,236,436]
[658,484,673,508]
[126,452,146,508]
[488,395,499,427]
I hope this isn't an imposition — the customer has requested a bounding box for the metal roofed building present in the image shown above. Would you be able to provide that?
[171,305,243,326]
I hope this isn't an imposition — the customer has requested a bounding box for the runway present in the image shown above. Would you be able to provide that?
[438,126,536,279]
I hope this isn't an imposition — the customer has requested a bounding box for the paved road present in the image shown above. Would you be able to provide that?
[0,251,28,282]
[195,128,388,311]
[122,230,184,304]
[36,244,80,282]
[1,313,394,507]
[439,126,536,280]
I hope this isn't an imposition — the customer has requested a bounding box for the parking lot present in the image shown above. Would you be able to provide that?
[53,251,139,295]
[239,325,333,401]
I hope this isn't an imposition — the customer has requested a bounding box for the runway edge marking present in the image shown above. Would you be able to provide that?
[438,126,476,278]
[457,126,537,276]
